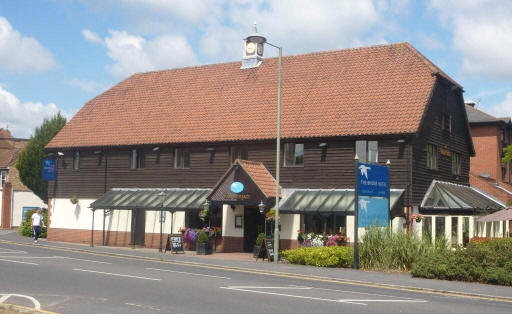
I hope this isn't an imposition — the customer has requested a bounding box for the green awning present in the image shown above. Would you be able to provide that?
[421,180,504,211]
[90,188,210,211]
[279,189,404,214]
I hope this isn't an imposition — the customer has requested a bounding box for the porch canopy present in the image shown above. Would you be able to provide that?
[477,208,512,222]
[279,189,404,214]
[421,180,504,213]
[90,188,211,211]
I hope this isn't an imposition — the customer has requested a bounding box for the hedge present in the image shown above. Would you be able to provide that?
[282,246,353,268]
[411,238,512,286]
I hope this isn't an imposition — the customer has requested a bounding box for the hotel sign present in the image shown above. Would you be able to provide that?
[42,158,56,181]
[357,162,389,198]
[357,162,390,228]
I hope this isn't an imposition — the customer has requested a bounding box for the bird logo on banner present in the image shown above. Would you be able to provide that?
[358,164,371,179]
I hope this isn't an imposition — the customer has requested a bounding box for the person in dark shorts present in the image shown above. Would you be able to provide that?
[31,209,45,243]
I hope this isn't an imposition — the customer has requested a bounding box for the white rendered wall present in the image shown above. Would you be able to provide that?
[222,204,244,237]
[12,191,45,227]
[144,211,185,234]
[280,214,300,240]
[0,187,3,226]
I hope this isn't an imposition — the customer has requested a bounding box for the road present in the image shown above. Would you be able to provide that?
[0,241,511,313]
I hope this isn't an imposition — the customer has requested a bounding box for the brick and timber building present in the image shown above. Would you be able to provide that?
[44,42,504,251]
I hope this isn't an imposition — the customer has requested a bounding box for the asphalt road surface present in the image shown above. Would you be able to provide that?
[0,241,511,313]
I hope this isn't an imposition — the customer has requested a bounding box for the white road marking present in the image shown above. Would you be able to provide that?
[0,250,27,255]
[146,267,231,279]
[220,286,366,306]
[0,294,41,309]
[0,258,38,265]
[220,286,428,306]
[72,268,161,281]
[125,302,161,311]
[56,256,112,264]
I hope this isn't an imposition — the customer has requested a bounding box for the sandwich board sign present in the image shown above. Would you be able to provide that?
[165,234,184,253]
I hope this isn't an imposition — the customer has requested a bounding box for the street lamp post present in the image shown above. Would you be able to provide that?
[245,23,282,263]
[158,191,165,252]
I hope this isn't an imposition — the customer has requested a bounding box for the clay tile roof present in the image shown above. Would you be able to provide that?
[0,128,12,139]
[47,42,458,149]
[0,148,20,168]
[236,159,279,198]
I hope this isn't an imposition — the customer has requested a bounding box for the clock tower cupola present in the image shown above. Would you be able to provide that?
[241,22,266,69]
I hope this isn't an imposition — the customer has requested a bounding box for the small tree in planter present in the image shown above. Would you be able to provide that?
[253,233,266,257]
[196,230,212,255]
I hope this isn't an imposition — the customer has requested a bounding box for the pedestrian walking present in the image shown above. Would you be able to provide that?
[31,209,45,243]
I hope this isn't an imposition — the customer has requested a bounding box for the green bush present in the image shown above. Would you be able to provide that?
[411,238,512,286]
[282,246,353,268]
[18,209,47,238]
[197,230,209,243]
[359,227,447,271]
[256,233,266,246]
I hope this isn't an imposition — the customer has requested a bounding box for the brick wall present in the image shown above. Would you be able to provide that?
[1,182,12,228]
[470,125,501,181]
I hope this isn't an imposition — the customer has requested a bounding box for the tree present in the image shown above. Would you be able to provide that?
[16,113,67,203]
[503,145,512,166]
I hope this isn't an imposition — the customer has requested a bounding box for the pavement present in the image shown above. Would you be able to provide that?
[0,231,512,313]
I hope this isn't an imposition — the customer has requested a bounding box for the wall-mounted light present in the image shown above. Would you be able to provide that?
[207,147,215,151]
[396,139,405,143]
[93,150,102,155]
[57,152,64,156]
[152,146,160,152]
[318,142,328,148]
[258,200,266,214]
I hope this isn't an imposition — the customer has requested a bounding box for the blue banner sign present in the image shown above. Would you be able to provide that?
[358,196,389,228]
[42,158,56,181]
[357,162,389,198]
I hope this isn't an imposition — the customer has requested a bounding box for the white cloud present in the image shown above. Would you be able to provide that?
[490,92,512,118]
[83,29,198,77]
[430,0,512,80]
[0,16,55,74]
[82,29,103,44]
[0,85,71,138]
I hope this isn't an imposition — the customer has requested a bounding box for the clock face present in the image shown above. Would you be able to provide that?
[246,42,256,55]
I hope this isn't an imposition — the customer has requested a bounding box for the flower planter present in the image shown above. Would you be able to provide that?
[196,242,212,255]
[415,218,422,223]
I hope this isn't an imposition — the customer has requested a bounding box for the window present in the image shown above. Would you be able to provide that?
[355,140,378,163]
[451,217,458,247]
[441,114,452,133]
[452,152,461,175]
[230,145,248,164]
[174,148,190,169]
[426,144,438,170]
[422,216,432,242]
[284,143,304,166]
[73,152,80,170]
[435,216,445,240]
[130,149,144,169]
[1,170,6,186]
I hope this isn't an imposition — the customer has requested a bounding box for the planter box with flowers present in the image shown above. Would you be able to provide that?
[196,230,212,255]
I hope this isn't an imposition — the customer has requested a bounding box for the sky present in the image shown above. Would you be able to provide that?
[1,0,511,138]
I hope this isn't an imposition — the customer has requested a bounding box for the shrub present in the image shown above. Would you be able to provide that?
[359,227,447,271]
[412,238,512,286]
[282,246,353,268]
[197,230,209,244]
[256,233,266,246]
[19,209,48,238]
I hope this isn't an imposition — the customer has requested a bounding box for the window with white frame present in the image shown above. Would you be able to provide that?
[426,144,438,170]
[130,149,144,169]
[73,151,80,170]
[452,152,461,175]
[284,143,304,166]
[174,148,190,169]
[1,170,6,186]
[355,140,378,163]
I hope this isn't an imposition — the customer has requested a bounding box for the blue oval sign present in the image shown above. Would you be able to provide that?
[230,182,244,194]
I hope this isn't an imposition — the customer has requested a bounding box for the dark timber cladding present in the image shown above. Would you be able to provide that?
[48,138,412,202]
[412,78,473,205]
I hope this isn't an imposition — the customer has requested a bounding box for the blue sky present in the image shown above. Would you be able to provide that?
[1,0,511,138]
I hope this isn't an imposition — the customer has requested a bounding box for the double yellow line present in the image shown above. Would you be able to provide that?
[2,239,512,304]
